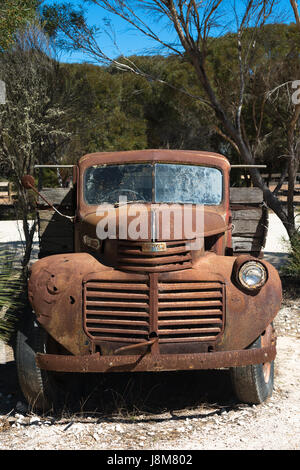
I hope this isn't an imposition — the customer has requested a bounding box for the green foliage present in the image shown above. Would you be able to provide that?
[50,22,300,170]
[57,56,218,164]
[0,250,26,344]
[58,62,149,163]
[0,0,37,50]
[2,15,300,176]
[0,27,72,177]
[281,231,300,279]
[205,22,300,167]
[41,168,60,188]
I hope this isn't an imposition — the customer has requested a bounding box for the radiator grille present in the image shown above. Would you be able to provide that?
[83,279,225,345]
[117,240,192,272]
[83,280,150,343]
[157,281,224,343]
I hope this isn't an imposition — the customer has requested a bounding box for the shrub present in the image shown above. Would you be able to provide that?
[0,250,26,344]
[281,231,300,279]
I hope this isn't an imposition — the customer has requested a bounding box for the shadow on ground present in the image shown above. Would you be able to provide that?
[0,359,24,414]
[0,354,238,420]
[0,242,39,265]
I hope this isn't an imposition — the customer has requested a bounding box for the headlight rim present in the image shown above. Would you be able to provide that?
[238,259,268,291]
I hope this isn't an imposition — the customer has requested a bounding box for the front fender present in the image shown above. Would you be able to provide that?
[184,253,282,350]
[27,253,111,355]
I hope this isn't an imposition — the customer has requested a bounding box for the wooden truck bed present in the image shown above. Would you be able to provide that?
[36,186,268,259]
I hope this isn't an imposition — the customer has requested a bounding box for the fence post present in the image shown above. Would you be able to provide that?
[0,80,6,105]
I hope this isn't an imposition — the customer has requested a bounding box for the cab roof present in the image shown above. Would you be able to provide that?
[78,149,230,172]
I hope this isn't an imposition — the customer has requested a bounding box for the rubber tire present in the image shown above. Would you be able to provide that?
[230,334,274,405]
[16,311,62,412]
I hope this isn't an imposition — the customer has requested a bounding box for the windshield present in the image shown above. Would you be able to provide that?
[84,163,223,205]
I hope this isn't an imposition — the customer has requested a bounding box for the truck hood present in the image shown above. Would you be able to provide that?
[79,204,228,242]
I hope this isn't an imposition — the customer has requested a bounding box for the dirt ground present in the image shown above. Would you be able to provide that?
[0,290,299,451]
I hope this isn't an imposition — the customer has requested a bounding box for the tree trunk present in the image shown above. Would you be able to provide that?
[286,102,300,238]
[18,188,37,270]
[22,216,37,269]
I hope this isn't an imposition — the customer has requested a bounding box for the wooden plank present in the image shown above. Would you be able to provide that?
[232,237,263,252]
[231,208,262,220]
[232,220,265,237]
[38,211,74,238]
[38,188,74,207]
[230,187,263,204]
[38,208,74,255]
[230,188,267,255]
[38,209,74,219]
[38,211,73,236]
[231,203,268,254]
[261,173,282,179]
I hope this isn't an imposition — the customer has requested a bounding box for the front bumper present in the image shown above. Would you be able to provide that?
[36,342,276,373]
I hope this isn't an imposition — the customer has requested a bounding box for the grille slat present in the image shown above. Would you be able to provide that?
[158,318,223,326]
[118,254,192,265]
[87,327,149,335]
[86,282,149,291]
[158,282,222,290]
[158,281,224,343]
[156,336,218,343]
[84,280,150,343]
[86,300,149,309]
[119,264,191,272]
[158,291,222,299]
[86,291,149,300]
[86,318,149,326]
[118,246,189,256]
[117,240,192,272]
[157,309,223,317]
[158,327,222,335]
[86,310,149,317]
[158,300,222,308]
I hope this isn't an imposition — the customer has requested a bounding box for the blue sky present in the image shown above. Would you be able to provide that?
[44,0,296,64]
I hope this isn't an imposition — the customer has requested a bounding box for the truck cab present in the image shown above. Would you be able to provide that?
[17,150,282,410]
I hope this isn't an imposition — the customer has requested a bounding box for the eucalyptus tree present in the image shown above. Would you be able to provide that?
[0,0,37,50]
[42,0,300,238]
[0,25,71,267]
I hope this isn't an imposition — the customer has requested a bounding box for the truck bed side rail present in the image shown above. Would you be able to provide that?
[230,187,268,257]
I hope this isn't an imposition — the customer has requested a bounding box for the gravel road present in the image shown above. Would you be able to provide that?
[0,214,299,451]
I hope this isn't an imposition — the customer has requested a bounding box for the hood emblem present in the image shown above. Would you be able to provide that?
[142,242,167,253]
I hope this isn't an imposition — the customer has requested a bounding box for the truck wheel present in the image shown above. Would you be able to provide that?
[230,327,274,405]
[16,311,68,412]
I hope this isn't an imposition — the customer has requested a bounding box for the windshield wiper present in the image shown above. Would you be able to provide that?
[114,200,147,207]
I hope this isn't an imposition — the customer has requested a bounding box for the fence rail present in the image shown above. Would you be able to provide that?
[0,182,13,204]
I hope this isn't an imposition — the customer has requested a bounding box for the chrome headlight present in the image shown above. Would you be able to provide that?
[238,261,267,290]
[83,235,101,251]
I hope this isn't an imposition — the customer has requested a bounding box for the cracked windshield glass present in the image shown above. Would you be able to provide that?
[84,163,223,205]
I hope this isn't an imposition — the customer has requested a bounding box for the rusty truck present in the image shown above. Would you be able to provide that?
[17,150,282,410]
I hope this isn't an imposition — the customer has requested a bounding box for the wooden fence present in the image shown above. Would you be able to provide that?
[0,181,13,204]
